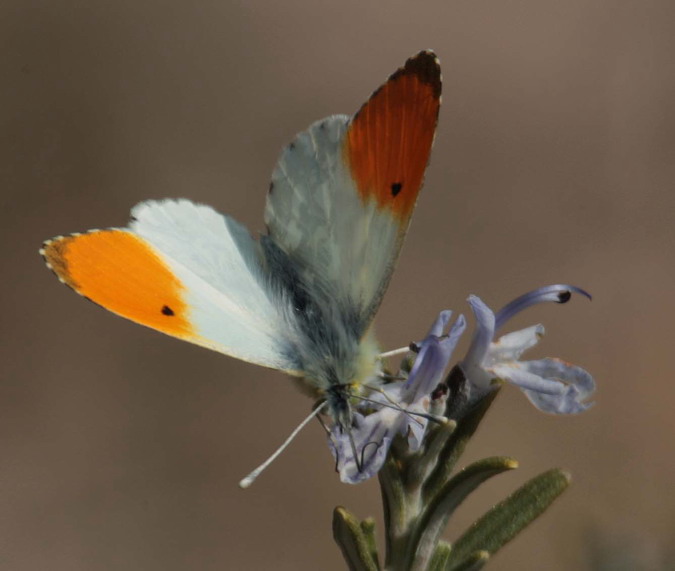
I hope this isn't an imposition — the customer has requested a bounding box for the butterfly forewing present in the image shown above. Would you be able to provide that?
[264,51,441,334]
[42,200,303,373]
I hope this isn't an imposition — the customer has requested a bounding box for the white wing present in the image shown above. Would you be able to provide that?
[265,52,441,337]
[264,116,400,335]
[130,199,303,372]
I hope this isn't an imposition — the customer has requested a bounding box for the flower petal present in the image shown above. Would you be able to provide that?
[405,338,450,399]
[462,296,495,374]
[522,384,594,414]
[445,313,467,352]
[521,358,596,399]
[402,312,466,449]
[336,435,392,484]
[498,358,595,414]
[459,287,595,416]
[495,285,591,331]
[486,325,545,365]
[428,309,454,337]
[332,311,467,483]
[405,312,467,399]
[331,412,397,484]
[491,364,566,395]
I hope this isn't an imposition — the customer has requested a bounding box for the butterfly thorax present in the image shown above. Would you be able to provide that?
[262,233,382,417]
[295,326,381,404]
[290,311,381,429]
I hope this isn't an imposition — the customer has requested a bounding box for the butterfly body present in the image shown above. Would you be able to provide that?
[41,51,442,431]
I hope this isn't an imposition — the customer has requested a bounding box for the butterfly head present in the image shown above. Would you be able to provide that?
[291,327,382,436]
[324,383,358,430]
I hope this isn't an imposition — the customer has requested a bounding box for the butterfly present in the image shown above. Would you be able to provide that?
[41,51,442,473]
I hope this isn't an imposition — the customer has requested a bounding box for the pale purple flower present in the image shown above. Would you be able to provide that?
[331,311,466,484]
[460,285,595,414]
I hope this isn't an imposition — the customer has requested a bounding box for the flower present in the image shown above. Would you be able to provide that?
[460,285,595,414]
[328,285,594,484]
[331,311,466,484]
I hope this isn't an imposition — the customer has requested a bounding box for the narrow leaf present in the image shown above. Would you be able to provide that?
[427,541,452,571]
[378,454,406,565]
[360,518,381,569]
[410,457,517,569]
[424,388,500,502]
[446,469,571,566]
[333,506,380,571]
[406,420,457,486]
[447,550,490,571]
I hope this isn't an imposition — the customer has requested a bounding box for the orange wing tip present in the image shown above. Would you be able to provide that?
[42,233,85,290]
[344,51,442,222]
[352,51,442,122]
[41,230,195,339]
[388,50,442,100]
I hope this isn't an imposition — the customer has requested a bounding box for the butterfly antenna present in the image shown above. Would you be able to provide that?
[315,411,331,435]
[378,342,418,360]
[352,393,446,426]
[363,383,447,424]
[239,401,328,489]
[365,384,410,408]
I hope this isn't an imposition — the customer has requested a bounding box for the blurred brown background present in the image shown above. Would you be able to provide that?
[2,1,674,569]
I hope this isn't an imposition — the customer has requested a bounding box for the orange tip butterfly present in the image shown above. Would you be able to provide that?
[41,51,442,482]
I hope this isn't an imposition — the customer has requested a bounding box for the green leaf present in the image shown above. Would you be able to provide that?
[424,388,500,502]
[360,518,380,569]
[333,506,380,571]
[428,541,452,571]
[406,420,457,487]
[409,457,518,569]
[378,454,406,564]
[446,469,571,567]
[447,550,490,571]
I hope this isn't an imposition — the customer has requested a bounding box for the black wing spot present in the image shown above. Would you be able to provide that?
[391,182,403,197]
[268,181,274,195]
[161,305,175,316]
